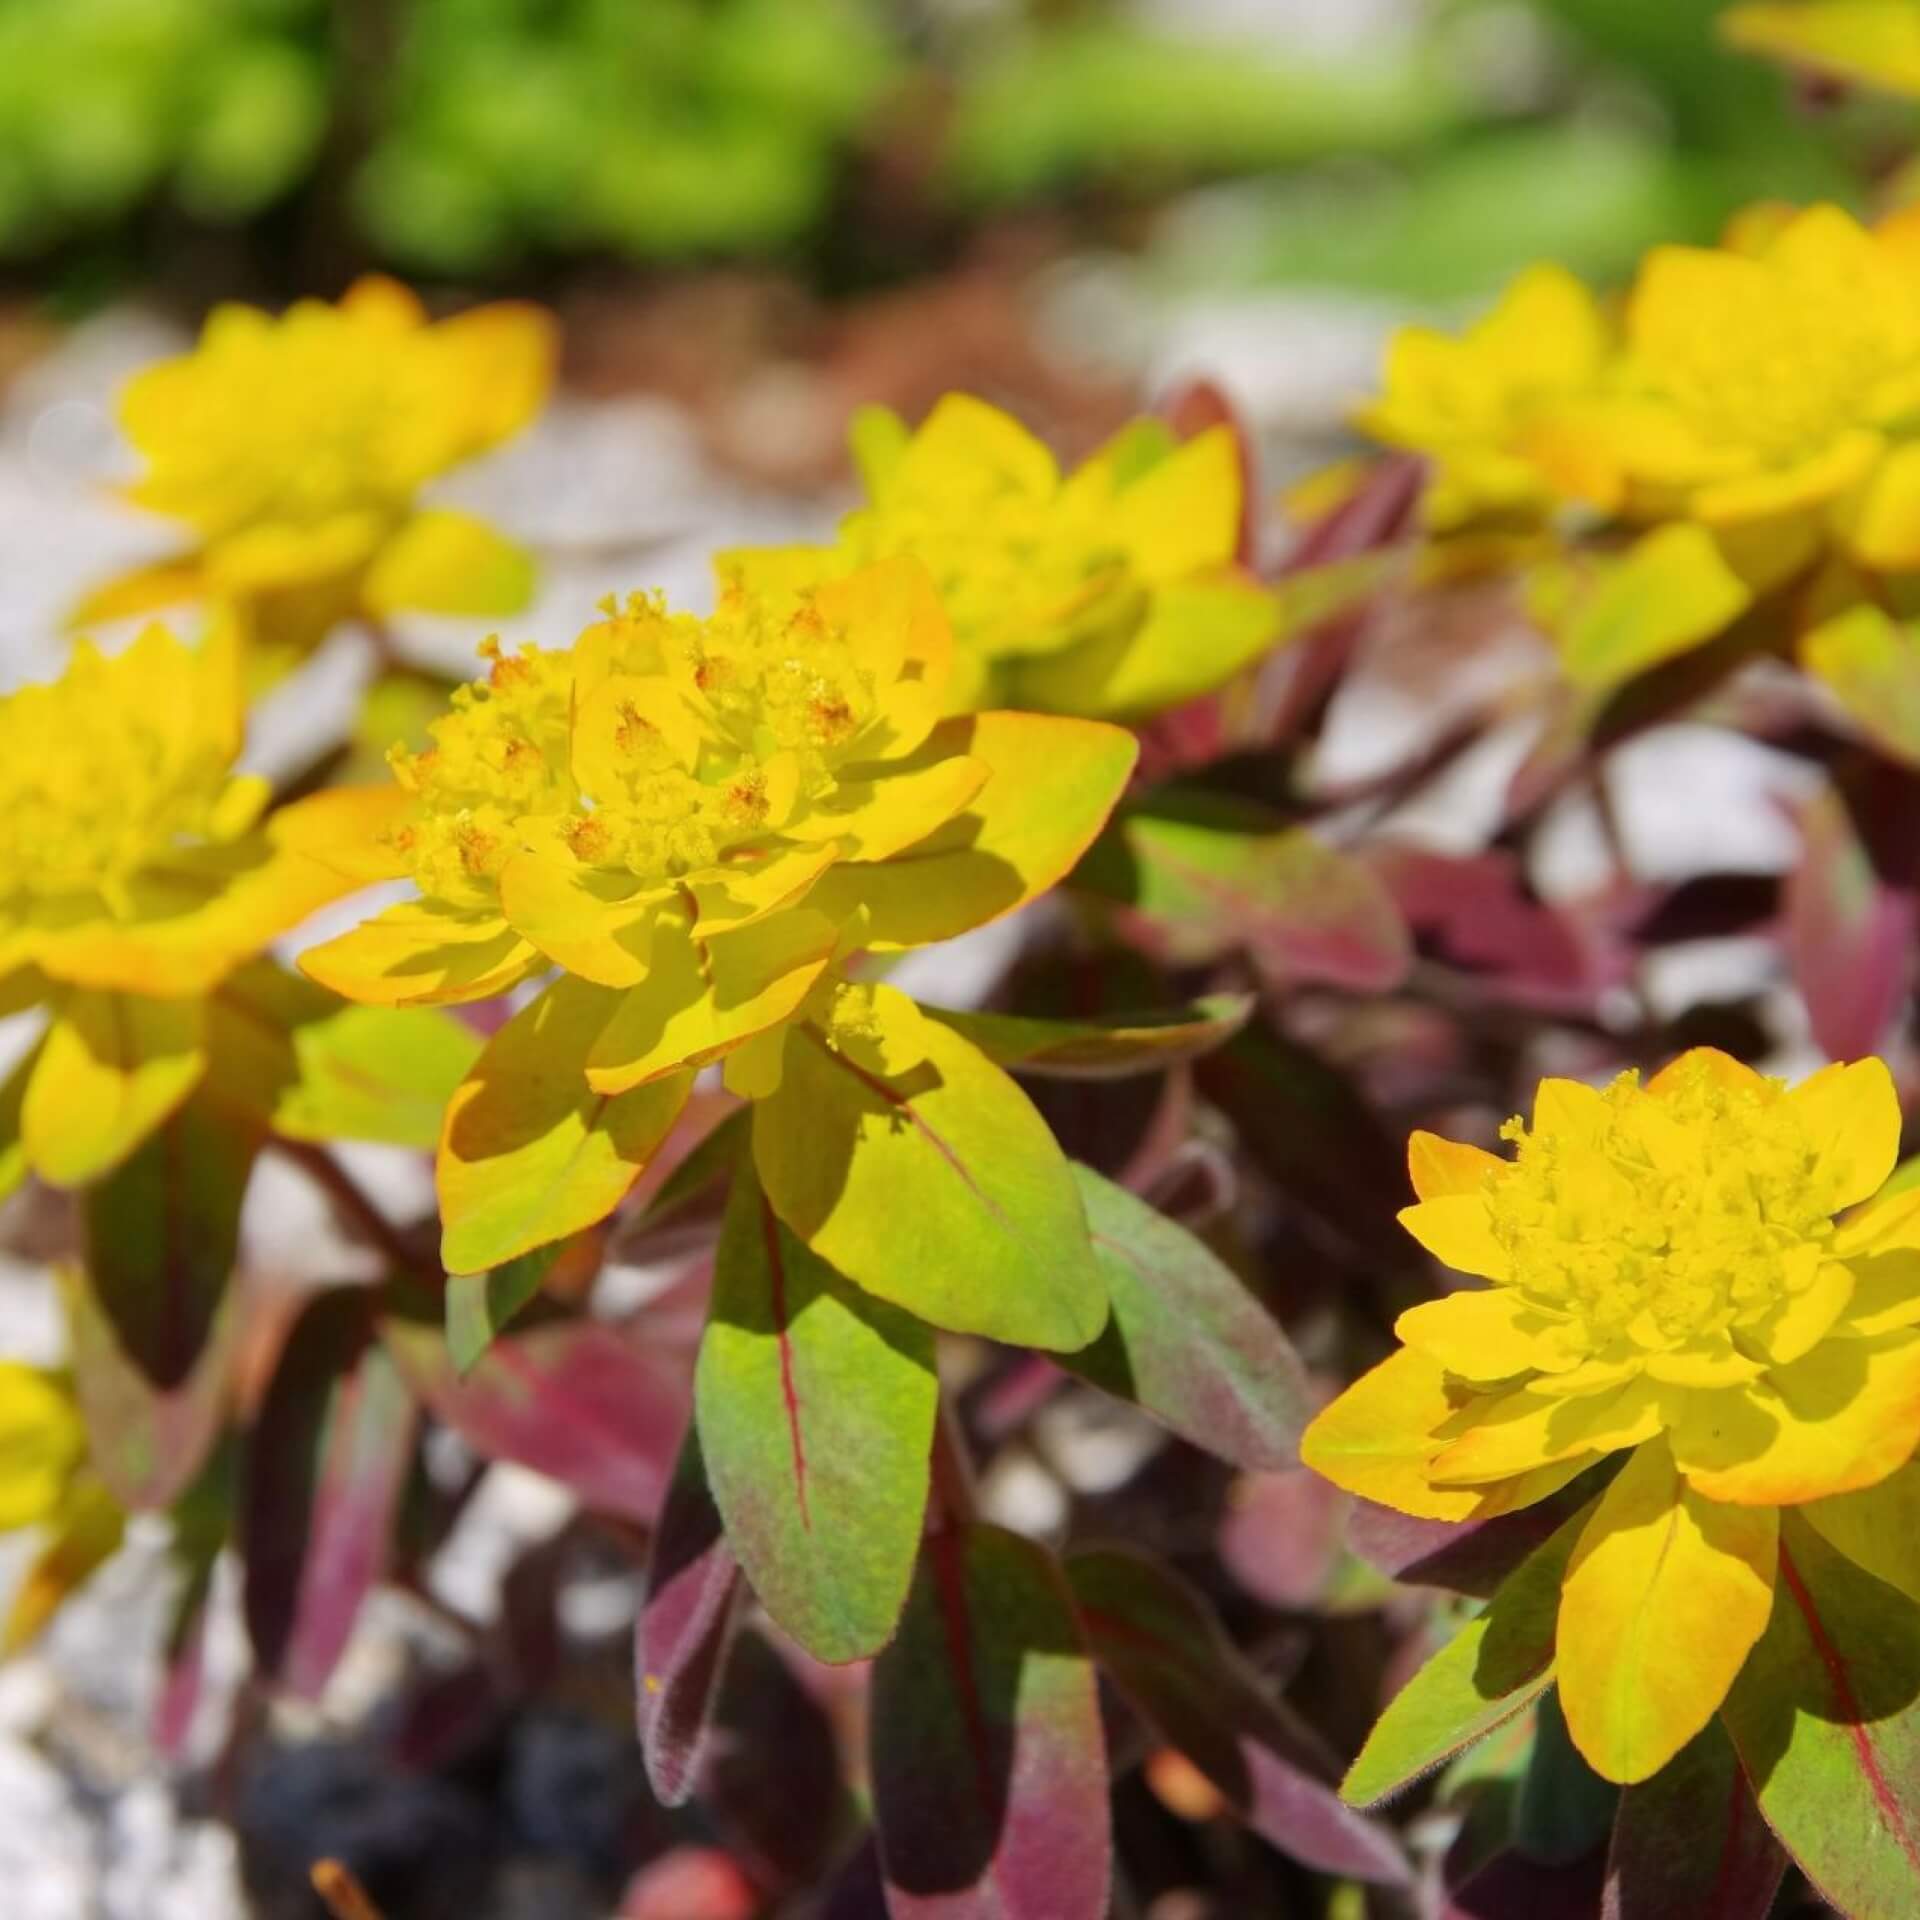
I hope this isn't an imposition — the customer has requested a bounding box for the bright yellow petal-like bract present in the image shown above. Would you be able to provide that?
[0,626,386,1175]
[719,392,1280,722]
[301,560,1138,1277]
[1301,1044,1920,1783]
[82,278,555,661]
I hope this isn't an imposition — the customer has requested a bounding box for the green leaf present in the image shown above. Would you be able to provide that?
[1802,604,1920,771]
[23,988,207,1186]
[924,994,1253,1080]
[696,1162,936,1664]
[1719,1511,1920,1917]
[438,977,694,1274]
[1543,524,1750,697]
[1512,1688,1617,1865]
[0,1037,41,1206]
[1063,1164,1310,1471]
[1342,1501,1591,1808]
[444,1240,571,1377]
[70,1094,258,1509]
[208,960,481,1150]
[753,1018,1108,1352]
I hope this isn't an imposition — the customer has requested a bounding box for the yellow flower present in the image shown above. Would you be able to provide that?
[0,623,400,1185]
[297,559,1138,1296]
[1304,1047,1920,1784]
[1354,264,1616,533]
[0,1364,121,1654]
[1723,3,1920,99]
[74,277,556,665]
[1588,205,1920,568]
[721,394,1280,720]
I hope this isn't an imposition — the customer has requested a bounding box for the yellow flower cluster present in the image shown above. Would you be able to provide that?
[1306,1048,1920,1784]
[76,278,555,668]
[724,395,1280,720]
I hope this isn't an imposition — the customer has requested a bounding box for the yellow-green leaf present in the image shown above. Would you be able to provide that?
[438,977,693,1273]
[363,508,536,617]
[752,1016,1107,1352]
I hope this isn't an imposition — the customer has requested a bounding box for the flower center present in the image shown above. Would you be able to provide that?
[0,647,235,907]
[390,586,892,905]
[1485,1059,1833,1352]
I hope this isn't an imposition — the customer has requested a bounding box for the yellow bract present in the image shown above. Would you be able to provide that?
[720,394,1280,720]
[297,559,1139,1275]
[1356,264,1615,532]
[1303,1046,1920,1784]
[76,277,555,662]
[0,625,395,1183]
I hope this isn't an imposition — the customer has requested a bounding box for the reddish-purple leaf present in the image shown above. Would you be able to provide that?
[1347,1476,1600,1600]
[1064,1165,1309,1472]
[1081,800,1412,993]
[1602,1718,1785,1920]
[871,1523,1110,1920]
[1445,1847,1608,1920]
[706,1629,855,1887]
[1719,1512,1920,1917]
[381,1309,686,1524]
[1067,1545,1408,1885]
[1219,1469,1346,1610]
[70,1095,258,1508]
[243,1286,418,1699]
[637,1420,744,1808]
[1373,845,1629,1011]
[153,1581,211,1761]
[1784,784,1916,1061]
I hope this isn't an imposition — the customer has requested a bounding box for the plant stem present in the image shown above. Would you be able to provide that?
[312,1860,385,1920]
[270,1138,437,1284]
[929,1392,978,1532]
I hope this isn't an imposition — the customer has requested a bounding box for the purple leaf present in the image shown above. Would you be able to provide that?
[1602,1719,1785,1920]
[1219,1469,1345,1610]
[1067,1545,1408,1886]
[381,1309,686,1524]
[70,1095,258,1508]
[1784,784,1915,1060]
[1445,1847,1608,1920]
[243,1286,418,1699]
[637,1420,744,1808]
[706,1629,854,1887]
[1347,1475,1601,1600]
[872,1523,1110,1920]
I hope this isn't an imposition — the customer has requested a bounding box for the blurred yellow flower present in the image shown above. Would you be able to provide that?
[722,394,1279,720]
[0,1363,120,1655]
[74,277,556,664]
[1304,1048,1920,1783]
[0,624,398,1185]
[297,558,1137,1281]
[1723,2,1920,98]
[1355,264,1616,531]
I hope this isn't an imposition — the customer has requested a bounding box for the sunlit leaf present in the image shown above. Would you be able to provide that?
[925,994,1252,1079]
[697,1164,936,1663]
[1063,1164,1309,1471]
[754,1017,1107,1352]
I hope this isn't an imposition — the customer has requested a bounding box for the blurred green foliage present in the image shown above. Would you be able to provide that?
[0,0,328,254]
[355,0,897,273]
[0,0,1894,292]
